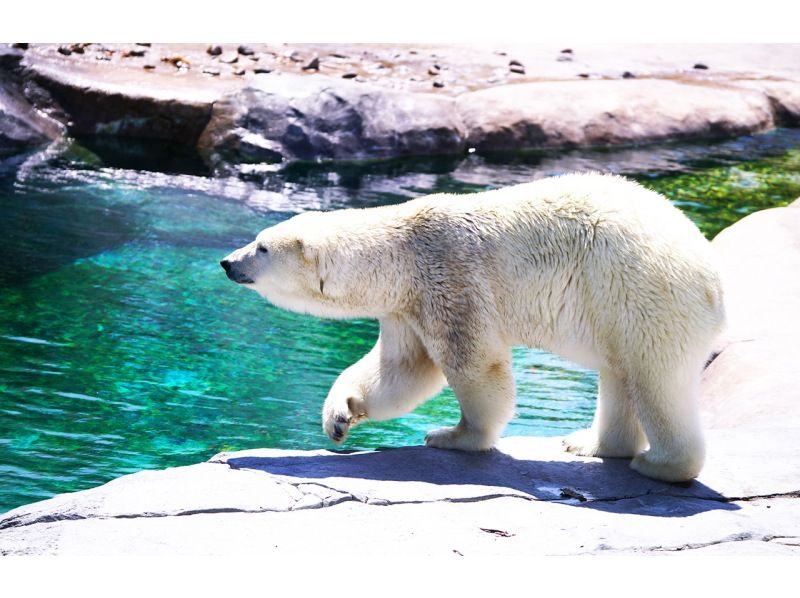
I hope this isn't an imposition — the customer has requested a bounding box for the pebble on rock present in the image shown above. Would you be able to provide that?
[561,48,573,54]
[302,56,320,71]
[238,45,255,56]
[203,67,221,76]
[207,45,222,56]
[143,64,156,70]
[433,80,445,88]
[122,49,146,58]
[578,73,590,78]
[509,59,523,67]
[219,52,238,64]
[341,72,358,79]
[694,63,709,70]
[510,64,526,74]
[232,67,246,76]
[622,71,636,78]
[428,66,440,76]
[254,67,273,74]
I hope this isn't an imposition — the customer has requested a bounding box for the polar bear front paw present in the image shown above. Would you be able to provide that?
[322,395,367,444]
[424,425,495,451]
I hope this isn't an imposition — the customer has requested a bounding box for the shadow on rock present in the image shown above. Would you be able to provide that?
[222,445,737,518]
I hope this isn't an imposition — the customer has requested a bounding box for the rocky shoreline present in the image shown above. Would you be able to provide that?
[2,43,799,173]
[1,199,798,556]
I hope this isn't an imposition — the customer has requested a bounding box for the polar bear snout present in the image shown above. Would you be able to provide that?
[220,258,254,285]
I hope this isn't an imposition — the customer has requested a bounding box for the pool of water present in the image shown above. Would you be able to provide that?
[1,129,799,513]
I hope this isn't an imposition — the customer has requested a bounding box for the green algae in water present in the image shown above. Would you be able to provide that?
[1,130,800,513]
[642,148,800,238]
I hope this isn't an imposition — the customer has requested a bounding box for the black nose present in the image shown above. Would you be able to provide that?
[220,259,231,273]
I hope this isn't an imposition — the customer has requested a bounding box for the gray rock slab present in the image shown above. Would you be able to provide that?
[21,60,233,145]
[2,428,798,555]
[456,79,775,152]
[197,73,465,172]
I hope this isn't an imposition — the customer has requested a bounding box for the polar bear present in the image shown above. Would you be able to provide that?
[220,173,724,482]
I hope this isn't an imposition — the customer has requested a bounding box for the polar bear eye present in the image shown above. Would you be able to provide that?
[257,245,268,254]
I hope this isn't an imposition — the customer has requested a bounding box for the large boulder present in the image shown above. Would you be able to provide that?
[456,79,776,152]
[198,73,466,173]
[21,60,228,145]
[701,199,800,429]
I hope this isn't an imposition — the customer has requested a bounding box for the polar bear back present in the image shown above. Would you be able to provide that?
[385,173,724,371]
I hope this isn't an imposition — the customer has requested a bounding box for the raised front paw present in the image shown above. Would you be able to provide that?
[322,395,367,444]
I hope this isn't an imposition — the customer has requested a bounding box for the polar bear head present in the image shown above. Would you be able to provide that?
[220,210,402,319]
[220,212,329,315]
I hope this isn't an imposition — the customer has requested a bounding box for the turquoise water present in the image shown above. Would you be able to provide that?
[2,129,800,513]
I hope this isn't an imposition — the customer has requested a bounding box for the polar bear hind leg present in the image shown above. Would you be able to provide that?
[425,356,516,451]
[627,364,705,483]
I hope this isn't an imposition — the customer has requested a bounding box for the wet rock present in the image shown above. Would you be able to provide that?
[302,56,320,71]
[207,45,222,56]
[237,45,255,56]
[456,79,774,152]
[0,76,63,158]
[219,52,238,64]
[694,63,709,70]
[197,73,465,172]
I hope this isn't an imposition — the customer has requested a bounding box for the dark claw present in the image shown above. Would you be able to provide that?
[335,415,349,424]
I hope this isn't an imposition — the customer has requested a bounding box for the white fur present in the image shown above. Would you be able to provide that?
[222,173,725,482]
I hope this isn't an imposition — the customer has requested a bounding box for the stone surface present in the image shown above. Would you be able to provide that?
[456,79,775,152]
[197,73,465,173]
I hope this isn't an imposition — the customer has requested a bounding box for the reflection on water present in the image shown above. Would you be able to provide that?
[1,128,800,512]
